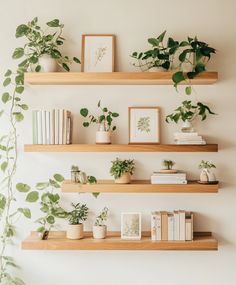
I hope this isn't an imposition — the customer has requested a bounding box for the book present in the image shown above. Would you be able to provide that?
[161,211,168,241]
[152,172,187,178]
[54,109,59,144]
[151,212,157,241]
[156,212,162,241]
[67,116,72,144]
[41,110,46,144]
[185,212,194,241]
[175,140,206,145]
[151,178,187,185]
[174,132,198,137]
[32,111,38,144]
[58,109,64,145]
[179,210,186,241]
[36,111,42,144]
[50,109,55,144]
[168,213,174,241]
[174,211,180,241]
[45,111,50,144]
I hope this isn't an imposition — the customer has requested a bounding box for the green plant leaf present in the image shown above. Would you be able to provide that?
[87,176,97,184]
[46,215,55,224]
[16,24,29,38]
[37,226,46,233]
[19,104,28,110]
[26,191,39,202]
[3,77,11,87]
[92,192,100,198]
[15,86,24,94]
[54,174,64,182]
[4,69,12,77]
[1,161,8,172]
[62,63,70,72]
[18,208,31,219]
[185,86,192,95]
[49,179,60,188]
[0,194,6,211]
[36,182,49,190]
[46,19,60,27]
[172,71,185,85]
[73,57,81,64]
[2,93,11,103]
[14,277,26,285]
[83,122,89,127]
[148,38,159,46]
[12,48,24,59]
[35,65,41,72]
[112,112,119,117]
[80,108,88,117]
[14,112,24,122]
[16,183,30,193]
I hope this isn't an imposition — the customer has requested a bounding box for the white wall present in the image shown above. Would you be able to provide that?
[1,0,236,284]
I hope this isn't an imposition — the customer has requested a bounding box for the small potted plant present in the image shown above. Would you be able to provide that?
[166,100,216,132]
[66,203,89,240]
[198,160,217,183]
[110,158,135,184]
[160,159,177,173]
[93,207,109,239]
[80,100,119,144]
[14,17,80,72]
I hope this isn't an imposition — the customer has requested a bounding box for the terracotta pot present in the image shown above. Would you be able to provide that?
[115,172,131,184]
[38,54,58,72]
[66,224,84,240]
[93,225,107,239]
[96,131,111,144]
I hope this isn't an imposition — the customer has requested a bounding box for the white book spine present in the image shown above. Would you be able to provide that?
[58,109,64,145]
[168,215,174,241]
[41,110,46,145]
[63,110,67,144]
[156,214,161,241]
[151,179,187,185]
[50,110,55,144]
[174,211,180,241]
[185,221,192,241]
[45,111,50,144]
[55,109,59,145]
[37,111,42,144]
[179,211,186,241]
[151,213,157,241]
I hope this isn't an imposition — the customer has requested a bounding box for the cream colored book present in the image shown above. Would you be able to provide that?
[174,210,180,241]
[179,210,186,241]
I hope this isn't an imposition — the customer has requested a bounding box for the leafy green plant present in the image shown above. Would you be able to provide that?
[199,160,216,170]
[80,100,119,132]
[94,207,109,226]
[166,100,216,123]
[66,203,89,225]
[163,160,175,170]
[110,158,135,179]
[13,17,80,72]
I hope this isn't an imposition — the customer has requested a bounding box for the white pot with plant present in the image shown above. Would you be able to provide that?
[93,207,109,239]
[13,17,80,73]
[160,159,177,173]
[80,100,119,144]
[66,203,89,240]
[110,158,135,184]
[198,160,217,183]
[166,100,216,133]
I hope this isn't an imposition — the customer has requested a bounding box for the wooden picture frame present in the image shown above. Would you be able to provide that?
[121,212,141,240]
[81,34,116,72]
[129,107,161,144]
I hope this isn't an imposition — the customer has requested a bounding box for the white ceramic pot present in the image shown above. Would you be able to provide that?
[66,224,84,240]
[93,225,107,239]
[200,169,208,182]
[207,172,216,182]
[38,54,58,72]
[96,131,111,144]
[115,172,131,184]
[181,121,194,133]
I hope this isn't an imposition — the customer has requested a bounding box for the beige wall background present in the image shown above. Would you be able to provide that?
[0,0,236,284]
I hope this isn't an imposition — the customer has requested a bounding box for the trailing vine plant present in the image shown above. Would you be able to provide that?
[0,17,80,284]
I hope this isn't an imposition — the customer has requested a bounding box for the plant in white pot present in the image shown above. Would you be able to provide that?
[93,207,109,239]
[110,158,135,184]
[13,17,80,72]
[80,100,119,144]
[66,203,89,240]
[198,160,217,183]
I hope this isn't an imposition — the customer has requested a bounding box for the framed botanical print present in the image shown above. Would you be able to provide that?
[121,212,141,240]
[129,107,161,144]
[81,34,115,72]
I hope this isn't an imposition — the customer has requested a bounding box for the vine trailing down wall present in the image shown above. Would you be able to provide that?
[0,17,79,285]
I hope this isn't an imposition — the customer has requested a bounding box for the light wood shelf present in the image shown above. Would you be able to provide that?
[21,231,218,251]
[24,72,218,85]
[24,144,218,153]
[62,180,219,193]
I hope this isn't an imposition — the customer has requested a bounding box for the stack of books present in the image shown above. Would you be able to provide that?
[151,172,187,184]
[32,109,72,145]
[151,211,193,241]
[174,132,206,145]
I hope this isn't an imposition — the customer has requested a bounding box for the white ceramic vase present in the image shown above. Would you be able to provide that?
[66,224,84,240]
[93,225,107,239]
[38,54,58,72]
[115,172,131,184]
[200,169,209,182]
[207,171,216,182]
[96,131,111,144]
[181,121,194,133]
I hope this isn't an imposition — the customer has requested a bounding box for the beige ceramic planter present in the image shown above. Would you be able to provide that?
[66,224,84,240]
[115,172,131,184]
[93,225,107,239]
[96,131,111,144]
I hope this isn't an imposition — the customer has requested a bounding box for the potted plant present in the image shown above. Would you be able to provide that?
[93,207,109,239]
[70,165,97,184]
[110,158,135,184]
[66,203,89,240]
[160,159,177,173]
[166,100,216,132]
[198,160,217,183]
[80,100,119,144]
[13,17,80,72]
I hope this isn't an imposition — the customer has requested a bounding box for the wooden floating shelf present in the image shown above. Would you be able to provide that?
[62,180,219,193]
[24,144,218,153]
[22,231,218,251]
[24,72,218,85]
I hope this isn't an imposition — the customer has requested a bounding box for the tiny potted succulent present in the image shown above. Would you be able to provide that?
[80,100,119,144]
[160,159,177,173]
[198,160,217,183]
[14,17,80,73]
[110,158,135,184]
[93,207,109,239]
[70,165,97,184]
[166,100,216,132]
[66,203,89,240]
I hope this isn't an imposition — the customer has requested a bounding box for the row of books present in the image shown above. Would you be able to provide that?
[151,172,187,184]
[32,110,72,145]
[151,211,193,241]
[174,132,206,145]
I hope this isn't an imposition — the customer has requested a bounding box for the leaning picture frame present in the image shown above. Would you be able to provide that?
[121,212,141,240]
[81,34,115,72]
[128,107,161,144]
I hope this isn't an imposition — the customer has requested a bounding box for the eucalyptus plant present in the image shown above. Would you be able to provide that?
[94,207,109,226]
[166,100,216,123]
[110,158,135,179]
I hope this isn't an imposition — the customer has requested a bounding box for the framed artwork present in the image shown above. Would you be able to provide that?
[81,34,115,72]
[121,212,141,240]
[129,107,161,144]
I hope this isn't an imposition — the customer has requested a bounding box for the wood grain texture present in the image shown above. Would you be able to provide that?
[21,231,218,251]
[61,180,219,193]
[24,72,218,85]
[24,144,218,152]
